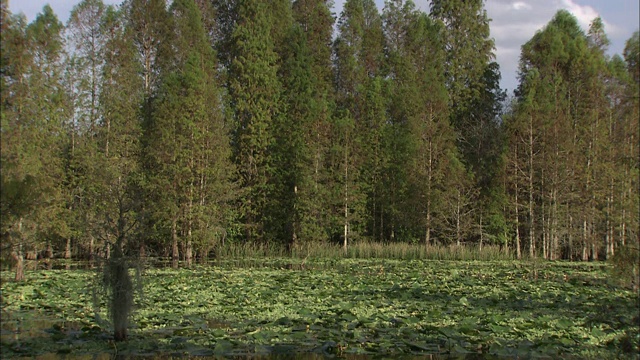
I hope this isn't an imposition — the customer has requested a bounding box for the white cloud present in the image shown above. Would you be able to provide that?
[512,2,532,11]
[560,0,622,35]
[486,0,630,91]
[561,0,598,28]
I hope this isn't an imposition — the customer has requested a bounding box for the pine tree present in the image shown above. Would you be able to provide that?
[144,0,236,265]
[382,1,466,245]
[290,0,336,244]
[228,0,283,243]
[333,0,385,248]
[1,5,67,279]
[508,10,623,260]
[271,24,315,248]
[430,0,501,245]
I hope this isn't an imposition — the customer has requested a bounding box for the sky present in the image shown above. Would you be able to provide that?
[8,0,640,94]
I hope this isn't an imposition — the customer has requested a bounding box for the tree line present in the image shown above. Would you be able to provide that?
[2,0,638,275]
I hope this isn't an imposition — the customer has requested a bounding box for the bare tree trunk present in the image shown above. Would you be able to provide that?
[13,219,25,281]
[456,191,461,247]
[12,243,25,282]
[514,146,521,260]
[89,236,95,261]
[64,237,72,259]
[292,185,298,252]
[582,219,588,261]
[606,180,614,259]
[343,142,348,254]
[13,250,24,282]
[528,115,535,258]
[426,139,433,247]
[172,218,179,268]
[479,214,484,251]
[186,239,193,267]
[568,215,573,260]
[552,189,559,260]
[542,196,547,260]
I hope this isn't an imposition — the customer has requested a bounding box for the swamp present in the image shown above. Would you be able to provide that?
[1,258,638,359]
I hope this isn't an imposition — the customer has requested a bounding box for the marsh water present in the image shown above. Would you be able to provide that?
[1,316,457,360]
[1,259,464,360]
[4,258,627,359]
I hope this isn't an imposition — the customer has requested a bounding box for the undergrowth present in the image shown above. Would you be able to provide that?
[214,240,512,261]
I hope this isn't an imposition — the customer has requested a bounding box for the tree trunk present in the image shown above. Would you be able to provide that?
[186,240,193,267]
[514,146,521,260]
[64,237,72,259]
[12,248,24,282]
[172,218,179,268]
[14,219,25,281]
[582,219,588,261]
[528,114,535,258]
[343,142,348,254]
[456,191,461,247]
[89,236,95,261]
[426,140,433,247]
[45,242,53,259]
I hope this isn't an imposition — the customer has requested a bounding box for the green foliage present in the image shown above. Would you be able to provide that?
[506,10,638,261]
[1,260,637,357]
[0,0,636,269]
[609,245,639,290]
[228,0,283,243]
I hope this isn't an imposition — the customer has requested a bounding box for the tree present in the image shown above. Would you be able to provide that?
[382,1,466,245]
[430,0,501,246]
[333,0,385,248]
[144,0,236,265]
[227,0,283,243]
[92,6,144,341]
[289,0,336,245]
[64,0,110,260]
[508,11,630,260]
[1,5,67,279]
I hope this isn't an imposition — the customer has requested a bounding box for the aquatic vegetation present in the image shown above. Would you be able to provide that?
[1,259,637,358]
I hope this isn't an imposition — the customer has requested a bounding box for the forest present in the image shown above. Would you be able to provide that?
[1,0,639,273]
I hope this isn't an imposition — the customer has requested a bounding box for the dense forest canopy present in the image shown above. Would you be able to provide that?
[1,0,638,270]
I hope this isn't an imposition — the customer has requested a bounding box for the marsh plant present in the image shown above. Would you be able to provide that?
[93,243,143,341]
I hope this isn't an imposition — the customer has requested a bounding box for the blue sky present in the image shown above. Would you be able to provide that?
[9,0,640,94]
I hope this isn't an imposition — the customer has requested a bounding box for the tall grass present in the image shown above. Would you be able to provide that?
[214,240,512,261]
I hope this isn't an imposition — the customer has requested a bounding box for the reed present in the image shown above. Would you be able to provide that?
[216,240,512,261]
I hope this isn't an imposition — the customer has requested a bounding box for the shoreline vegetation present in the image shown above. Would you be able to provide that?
[1,258,638,359]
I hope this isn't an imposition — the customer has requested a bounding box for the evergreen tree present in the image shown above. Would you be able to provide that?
[382,1,465,245]
[228,0,282,243]
[93,5,144,255]
[430,0,501,244]
[508,11,627,260]
[333,0,385,248]
[271,25,315,248]
[1,5,67,279]
[126,0,172,97]
[64,0,109,260]
[290,0,336,244]
[144,0,236,264]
